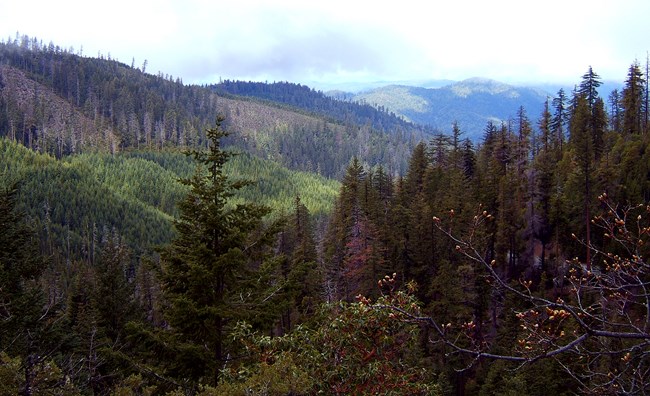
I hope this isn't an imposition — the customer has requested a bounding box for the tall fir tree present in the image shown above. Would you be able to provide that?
[621,61,645,135]
[323,157,365,300]
[533,99,556,276]
[276,195,321,333]
[578,66,605,159]
[156,117,283,387]
[550,89,569,152]
[569,95,595,268]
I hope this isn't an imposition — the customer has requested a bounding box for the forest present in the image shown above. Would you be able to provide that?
[0,35,427,179]
[1,34,650,395]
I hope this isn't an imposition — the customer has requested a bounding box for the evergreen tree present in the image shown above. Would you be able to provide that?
[0,184,64,395]
[621,61,645,135]
[276,195,321,333]
[608,89,622,132]
[550,89,569,152]
[578,67,605,159]
[404,142,429,197]
[323,157,385,301]
[578,66,603,110]
[646,53,649,134]
[322,158,361,284]
[93,231,138,343]
[533,99,556,277]
[569,95,595,268]
[156,117,283,387]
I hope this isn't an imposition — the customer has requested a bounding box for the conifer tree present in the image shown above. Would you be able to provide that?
[323,157,390,300]
[621,61,645,135]
[0,184,64,395]
[608,89,622,132]
[322,158,364,296]
[404,142,429,197]
[578,66,602,110]
[156,117,282,387]
[532,99,556,276]
[646,53,649,133]
[93,231,137,343]
[578,67,605,159]
[550,89,568,152]
[569,95,595,268]
[276,196,321,332]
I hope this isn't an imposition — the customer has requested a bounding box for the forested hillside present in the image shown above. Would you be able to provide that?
[319,64,650,394]
[0,36,425,178]
[2,33,650,396]
[213,80,432,136]
[0,137,338,259]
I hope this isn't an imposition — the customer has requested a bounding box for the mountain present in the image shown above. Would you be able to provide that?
[0,137,340,257]
[306,78,455,93]
[0,35,437,261]
[353,78,550,141]
[212,80,433,139]
[0,38,425,179]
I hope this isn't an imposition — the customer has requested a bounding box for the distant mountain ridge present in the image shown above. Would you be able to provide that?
[212,80,433,137]
[352,78,550,140]
[0,37,426,178]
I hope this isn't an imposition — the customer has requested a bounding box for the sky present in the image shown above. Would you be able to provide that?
[1,0,648,90]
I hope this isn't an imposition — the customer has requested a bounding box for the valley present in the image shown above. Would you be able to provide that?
[1,35,649,395]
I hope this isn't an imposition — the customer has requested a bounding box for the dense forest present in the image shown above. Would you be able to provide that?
[0,35,428,178]
[2,33,650,395]
[0,137,339,260]
[212,80,432,136]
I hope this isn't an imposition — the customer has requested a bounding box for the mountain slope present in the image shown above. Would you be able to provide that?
[354,78,548,140]
[212,80,431,137]
[0,138,339,257]
[0,64,120,154]
[0,38,423,178]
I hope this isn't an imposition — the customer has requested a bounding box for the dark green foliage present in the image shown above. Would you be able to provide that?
[213,80,429,138]
[276,196,322,333]
[310,65,649,393]
[93,233,139,342]
[153,118,287,388]
[0,137,339,263]
[0,35,424,178]
[0,183,69,395]
[4,38,650,394]
[621,61,646,135]
[550,88,569,150]
[0,184,43,296]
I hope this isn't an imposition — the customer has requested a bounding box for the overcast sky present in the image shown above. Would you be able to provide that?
[1,0,648,89]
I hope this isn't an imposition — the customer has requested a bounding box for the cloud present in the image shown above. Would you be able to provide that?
[182,27,409,83]
[2,0,650,86]
[164,3,422,84]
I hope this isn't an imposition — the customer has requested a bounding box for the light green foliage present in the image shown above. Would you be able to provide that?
[223,150,340,217]
[201,353,312,395]
[110,374,158,396]
[0,138,339,260]
[0,352,82,396]
[0,352,21,395]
